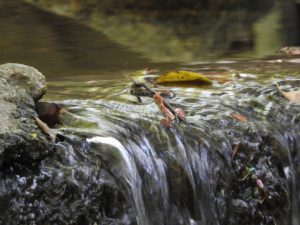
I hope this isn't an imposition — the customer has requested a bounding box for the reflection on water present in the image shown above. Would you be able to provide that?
[0,0,177,81]
[0,0,299,100]
[24,0,300,62]
[0,1,299,83]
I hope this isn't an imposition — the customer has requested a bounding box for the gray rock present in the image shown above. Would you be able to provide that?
[0,63,53,169]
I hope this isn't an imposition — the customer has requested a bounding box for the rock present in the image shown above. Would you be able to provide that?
[231,199,250,214]
[279,46,300,56]
[0,63,47,102]
[0,63,53,170]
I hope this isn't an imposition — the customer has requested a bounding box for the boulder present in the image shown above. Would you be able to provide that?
[0,63,53,170]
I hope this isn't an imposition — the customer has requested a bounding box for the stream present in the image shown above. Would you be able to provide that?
[0,1,300,225]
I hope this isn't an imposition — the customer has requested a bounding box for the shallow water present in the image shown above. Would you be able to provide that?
[0,1,300,225]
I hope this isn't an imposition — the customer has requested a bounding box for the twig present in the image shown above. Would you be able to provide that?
[129,81,185,125]
[272,77,282,92]
[35,116,57,142]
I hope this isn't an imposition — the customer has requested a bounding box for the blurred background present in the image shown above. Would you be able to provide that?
[0,0,299,79]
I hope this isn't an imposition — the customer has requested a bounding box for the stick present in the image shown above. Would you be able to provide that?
[35,116,57,142]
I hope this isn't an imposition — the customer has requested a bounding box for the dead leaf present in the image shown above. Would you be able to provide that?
[155,70,212,84]
[275,81,300,103]
[231,144,240,160]
[210,77,231,84]
[160,118,171,128]
[280,90,300,103]
[231,112,248,122]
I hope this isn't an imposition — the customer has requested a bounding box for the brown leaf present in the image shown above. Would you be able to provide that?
[160,118,171,128]
[281,90,300,103]
[275,81,300,103]
[231,112,248,122]
[231,144,240,160]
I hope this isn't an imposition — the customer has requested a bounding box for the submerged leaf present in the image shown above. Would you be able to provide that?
[231,112,248,122]
[155,70,212,84]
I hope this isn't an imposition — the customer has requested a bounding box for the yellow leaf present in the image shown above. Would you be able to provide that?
[30,132,38,140]
[155,71,212,84]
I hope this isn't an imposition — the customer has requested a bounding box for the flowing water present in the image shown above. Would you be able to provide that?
[0,1,300,225]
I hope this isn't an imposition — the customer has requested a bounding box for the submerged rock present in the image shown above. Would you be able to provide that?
[0,63,53,170]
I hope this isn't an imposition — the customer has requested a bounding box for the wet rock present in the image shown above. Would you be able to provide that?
[231,199,250,214]
[0,63,53,170]
[230,132,290,225]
